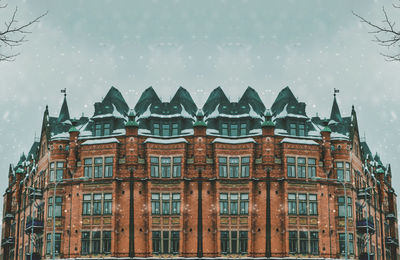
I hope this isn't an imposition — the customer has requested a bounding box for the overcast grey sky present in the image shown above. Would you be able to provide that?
[1,0,400,217]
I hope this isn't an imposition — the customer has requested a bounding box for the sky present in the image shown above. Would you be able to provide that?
[0,0,400,218]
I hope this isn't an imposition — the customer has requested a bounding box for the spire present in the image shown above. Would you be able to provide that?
[57,93,70,123]
[330,89,342,122]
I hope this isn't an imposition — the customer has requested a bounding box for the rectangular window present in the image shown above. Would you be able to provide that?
[239,231,248,253]
[337,161,344,181]
[298,194,307,215]
[92,231,101,254]
[338,196,352,217]
[231,231,238,254]
[93,194,102,215]
[161,158,171,178]
[150,157,159,178]
[308,158,316,178]
[151,193,160,215]
[220,193,228,214]
[153,123,160,135]
[288,193,297,215]
[287,157,296,177]
[240,123,247,136]
[162,124,170,136]
[48,197,53,218]
[94,157,103,178]
[309,194,318,215]
[230,193,238,215]
[162,231,169,254]
[347,197,353,218]
[172,123,179,136]
[171,231,179,254]
[104,157,113,177]
[221,123,228,135]
[310,232,319,254]
[230,124,238,136]
[172,157,181,177]
[84,158,92,178]
[221,231,229,254]
[103,231,111,254]
[171,193,180,214]
[240,193,249,214]
[299,231,308,254]
[298,124,305,136]
[241,157,250,177]
[289,123,296,135]
[162,194,170,215]
[103,194,112,215]
[46,233,52,255]
[297,158,306,178]
[229,157,239,178]
[81,231,90,255]
[152,231,161,253]
[219,157,227,178]
[103,123,111,135]
[289,231,298,253]
[83,194,92,215]
[95,124,101,136]
[345,162,351,182]
[55,196,62,217]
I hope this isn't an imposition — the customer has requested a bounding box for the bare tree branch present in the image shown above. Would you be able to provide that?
[0,0,47,62]
[353,2,400,62]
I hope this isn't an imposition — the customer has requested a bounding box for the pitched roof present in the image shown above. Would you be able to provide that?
[330,96,342,123]
[271,86,307,118]
[93,86,129,118]
[57,96,70,123]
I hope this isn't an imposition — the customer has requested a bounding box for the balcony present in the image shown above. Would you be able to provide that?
[25,218,44,234]
[359,252,375,260]
[386,212,397,221]
[25,252,41,260]
[3,212,15,221]
[385,237,399,248]
[1,236,15,247]
[356,218,375,234]
[357,188,371,200]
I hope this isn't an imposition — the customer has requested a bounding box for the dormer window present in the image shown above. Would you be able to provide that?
[95,122,112,136]
[220,122,248,136]
[289,122,305,137]
[152,121,180,136]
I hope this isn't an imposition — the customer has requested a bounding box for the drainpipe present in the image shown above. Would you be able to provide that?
[197,168,203,257]
[265,167,271,257]
[129,168,135,257]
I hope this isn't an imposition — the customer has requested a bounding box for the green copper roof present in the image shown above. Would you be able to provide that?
[261,120,275,127]
[193,120,207,127]
[125,120,139,127]
[330,96,343,122]
[68,126,79,132]
[321,126,332,133]
[15,167,25,174]
[57,96,70,123]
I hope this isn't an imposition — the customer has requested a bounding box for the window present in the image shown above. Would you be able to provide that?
[339,233,354,255]
[289,122,306,136]
[240,123,247,135]
[338,196,352,217]
[308,158,316,178]
[297,158,306,178]
[299,231,308,254]
[222,123,228,135]
[172,123,179,136]
[287,157,317,178]
[299,124,305,136]
[93,194,102,215]
[229,158,239,178]
[95,124,101,136]
[152,231,179,254]
[81,231,111,255]
[288,193,318,216]
[219,156,250,178]
[153,123,160,135]
[84,159,92,178]
[289,123,296,135]
[103,123,111,135]
[345,162,351,182]
[220,231,248,254]
[219,157,227,178]
[84,157,113,179]
[162,124,170,136]
[220,193,248,215]
[336,161,351,182]
[289,231,298,253]
[230,124,238,136]
[220,122,248,136]
[94,158,103,178]
[241,157,250,177]
[82,193,113,216]
[104,157,113,177]
[151,193,181,215]
[287,157,296,177]
[49,161,64,182]
[172,157,181,178]
[150,156,182,178]
[95,122,112,136]
[289,231,318,255]
[103,194,112,214]
[82,232,90,255]
[298,194,307,215]
[309,194,318,215]
[48,196,62,218]
[46,233,61,255]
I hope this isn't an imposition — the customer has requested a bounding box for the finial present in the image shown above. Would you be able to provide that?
[334,88,339,97]
[61,88,67,97]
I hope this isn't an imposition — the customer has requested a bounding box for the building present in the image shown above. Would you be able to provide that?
[1,86,398,260]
